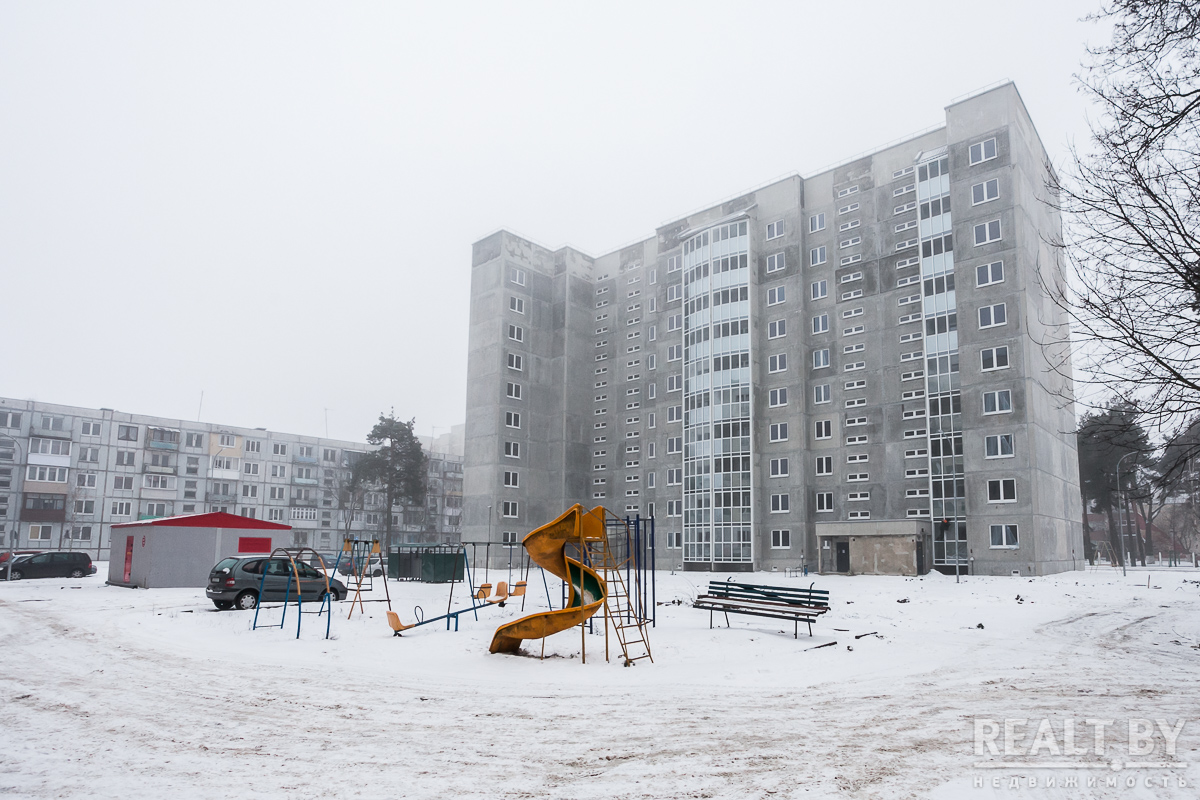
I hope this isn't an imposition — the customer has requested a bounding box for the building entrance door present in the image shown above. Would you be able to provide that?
[835,541,850,573]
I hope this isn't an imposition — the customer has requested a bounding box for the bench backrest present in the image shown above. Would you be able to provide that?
[706,580,829,608]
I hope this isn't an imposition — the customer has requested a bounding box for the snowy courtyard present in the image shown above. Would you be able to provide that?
[1,566,1198,799]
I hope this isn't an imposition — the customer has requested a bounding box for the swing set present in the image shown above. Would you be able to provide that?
[250,546,342,640]
[384,542,527,635]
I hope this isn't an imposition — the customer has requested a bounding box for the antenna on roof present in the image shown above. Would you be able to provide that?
[197,391,204,422]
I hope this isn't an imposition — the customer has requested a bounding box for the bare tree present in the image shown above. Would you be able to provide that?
[1048,1,1200,463]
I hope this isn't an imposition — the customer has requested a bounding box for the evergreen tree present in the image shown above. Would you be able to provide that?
[359,412,427,551]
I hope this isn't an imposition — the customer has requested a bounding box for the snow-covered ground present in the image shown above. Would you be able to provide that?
[1,565,1198,799]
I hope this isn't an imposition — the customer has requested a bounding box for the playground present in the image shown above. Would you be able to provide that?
[2,550,1200,799]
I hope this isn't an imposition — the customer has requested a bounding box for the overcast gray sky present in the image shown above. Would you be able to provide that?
[1,0,1104,443]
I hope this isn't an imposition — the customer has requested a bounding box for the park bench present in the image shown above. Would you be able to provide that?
[694,580,830,638]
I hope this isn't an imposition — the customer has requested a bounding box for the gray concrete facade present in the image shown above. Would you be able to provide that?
[0,398,464,559]
[464,83,1083,576]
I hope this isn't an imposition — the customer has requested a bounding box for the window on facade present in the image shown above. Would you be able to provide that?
[809,213,825,233]
[509,296,525,314]
[508,324,524,342]
[510,267,526,286]
[768,354,788,373]
[505,411,521,429]
[768,388,787,407]
[117,425,138,441]
[815,456,832,476]
[503,471,519,488]
[815,420,832,439]
[981,347,1009,371]
[767,286,785,306]
[768,319,786,339]
[769,423,788,442]
[816,492,834,512]
[977,260,1004,287]
[971,178,999,205]
[987,479,1017,502]
[504,441,520,458]
[770,494,790,513]
[814,384,831,404]
[983,389,1012,414]
[810,246,827,266]
[811,281,828,301]
[985,434,1015,458]
[502,501,519,518]
[766,220,784,239]
[770,458,789,477]
[974,220,1002,246]
[507,353,523,371]
[771,529,791,548]
[813,349,830,369]
[990,524,1019,548]
[979,304,1007,329]
[969,137,998,165]
[766,253,785,273]
[506,382,522,400]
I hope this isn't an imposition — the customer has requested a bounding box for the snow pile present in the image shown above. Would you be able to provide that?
[0,567,1197,798]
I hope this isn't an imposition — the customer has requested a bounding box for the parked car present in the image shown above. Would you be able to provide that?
[0,550,43,566]
[206,556,348,611]
[0,552,96,580]
[337,554,385,578]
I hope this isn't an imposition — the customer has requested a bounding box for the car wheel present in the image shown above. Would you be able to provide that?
[69,568,86,579]
[235,590,259,610]
[327,588,340,602]
[212,600,233,611]
[10,570,22,581]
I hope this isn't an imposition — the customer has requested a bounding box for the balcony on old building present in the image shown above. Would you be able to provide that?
[21,494,66,522]
[146,428,181,451]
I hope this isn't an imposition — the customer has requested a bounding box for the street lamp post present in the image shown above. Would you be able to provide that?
[1116,450,1136,578]
[2,437,23,582]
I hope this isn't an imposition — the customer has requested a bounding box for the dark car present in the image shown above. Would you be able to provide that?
[205,556,347,611]
[0,550,43,566]
[0,552,96,580]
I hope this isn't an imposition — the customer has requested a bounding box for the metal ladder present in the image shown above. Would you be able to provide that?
[586,531,653,666]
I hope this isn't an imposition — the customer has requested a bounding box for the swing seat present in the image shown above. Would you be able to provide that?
[476,583,492,601]
[487,581,509,605]
[386,610,417,636]
[510,581,527,598]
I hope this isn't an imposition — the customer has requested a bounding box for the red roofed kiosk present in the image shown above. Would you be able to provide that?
[108,512,293,589]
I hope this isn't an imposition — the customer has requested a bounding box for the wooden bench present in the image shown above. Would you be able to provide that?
[694,580,830,638]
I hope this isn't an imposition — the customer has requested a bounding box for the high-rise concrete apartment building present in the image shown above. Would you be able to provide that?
[464,83,1082,576]
[0,398,464,558]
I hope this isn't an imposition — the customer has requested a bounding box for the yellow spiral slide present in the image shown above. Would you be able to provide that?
[488,504,607,654]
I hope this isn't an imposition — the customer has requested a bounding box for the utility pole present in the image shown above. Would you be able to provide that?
[2,437,23,581]
[1116,450,1136,578]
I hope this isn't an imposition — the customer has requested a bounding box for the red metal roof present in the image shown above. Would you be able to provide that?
[111,511,292,531]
